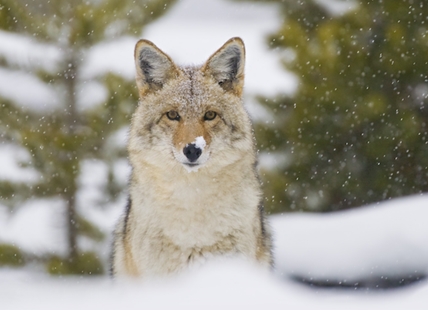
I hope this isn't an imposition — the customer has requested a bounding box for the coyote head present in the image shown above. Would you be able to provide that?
[128,37,255,173]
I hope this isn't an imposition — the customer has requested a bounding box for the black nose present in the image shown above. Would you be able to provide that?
[183,143,202,162]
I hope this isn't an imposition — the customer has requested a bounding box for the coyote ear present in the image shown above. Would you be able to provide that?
[134,39,178,94]
[202,37,245,95]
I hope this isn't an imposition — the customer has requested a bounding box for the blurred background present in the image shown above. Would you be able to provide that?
[0,0,427,284]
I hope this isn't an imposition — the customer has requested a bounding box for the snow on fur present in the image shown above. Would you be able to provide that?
[193,136,206,150]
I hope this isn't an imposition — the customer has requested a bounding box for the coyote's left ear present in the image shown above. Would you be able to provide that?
[202,37,245,95]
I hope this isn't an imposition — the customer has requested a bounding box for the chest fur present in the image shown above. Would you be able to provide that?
[130,170,259,248]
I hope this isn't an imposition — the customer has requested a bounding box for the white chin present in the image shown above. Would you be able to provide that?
[182,163,202,173]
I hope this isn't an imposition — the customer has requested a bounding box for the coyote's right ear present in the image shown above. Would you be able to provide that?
[134,40,178,95]
[202,37,245,96]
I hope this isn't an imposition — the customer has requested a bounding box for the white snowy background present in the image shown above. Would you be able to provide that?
[1,0,428,308]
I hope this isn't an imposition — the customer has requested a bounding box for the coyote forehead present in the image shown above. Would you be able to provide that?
[142,65,231,116]
[166,67,218,109]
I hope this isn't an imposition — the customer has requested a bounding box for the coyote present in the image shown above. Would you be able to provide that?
[112,37,272,277]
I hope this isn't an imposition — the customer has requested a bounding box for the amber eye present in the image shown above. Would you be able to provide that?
[166,110,180,121]
[204,111,217,121]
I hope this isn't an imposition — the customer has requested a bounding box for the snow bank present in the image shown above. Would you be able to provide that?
[271,194,428,284]
[1,258,428,310]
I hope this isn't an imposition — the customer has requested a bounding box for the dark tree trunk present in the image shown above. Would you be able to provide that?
[64,52,79,262]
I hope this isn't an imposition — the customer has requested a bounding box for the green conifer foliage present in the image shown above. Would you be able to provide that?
[0,0,176,273]
[252,0,428,212]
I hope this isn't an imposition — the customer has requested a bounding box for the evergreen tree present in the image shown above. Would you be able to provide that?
[0,0,176,273]
[247,0,428,212]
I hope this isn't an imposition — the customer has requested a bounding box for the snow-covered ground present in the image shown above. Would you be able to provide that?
[273,195,428,288]
[1,259,428,310]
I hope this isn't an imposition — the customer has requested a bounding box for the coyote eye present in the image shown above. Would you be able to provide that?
[204,111,217,121]
[166,110,180,121]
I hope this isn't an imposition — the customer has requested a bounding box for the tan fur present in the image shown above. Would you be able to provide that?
[172,120,212,152]
[112,37,272,278]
